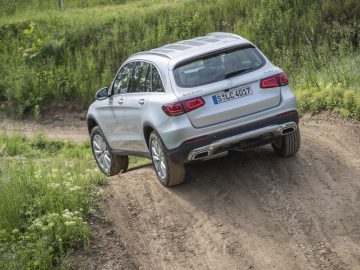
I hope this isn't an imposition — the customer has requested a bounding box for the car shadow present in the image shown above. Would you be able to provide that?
[168,145,304,215]
[126,162,153,172]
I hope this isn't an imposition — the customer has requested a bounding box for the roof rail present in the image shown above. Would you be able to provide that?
[206,32,243,39]
[130,51,173,59]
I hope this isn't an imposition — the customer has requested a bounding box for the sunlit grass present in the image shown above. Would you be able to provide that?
[0,0,175,26]
[0,133,148,269]
[0,0,359,120]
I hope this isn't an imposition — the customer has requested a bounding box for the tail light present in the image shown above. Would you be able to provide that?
[278,72,289,85]
[260,72,289,88]
[183,97,205,112]
[162,97,205,116]
[162,102,184,116]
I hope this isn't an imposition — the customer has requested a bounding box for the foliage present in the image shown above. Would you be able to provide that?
[0,0,359,119]
[0,133,105,269]
[295,84,360,119]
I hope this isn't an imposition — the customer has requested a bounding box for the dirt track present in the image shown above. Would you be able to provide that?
[106,115,360,270]
[2,112,360,269]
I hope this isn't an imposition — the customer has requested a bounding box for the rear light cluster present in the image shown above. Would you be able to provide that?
[260,72,289,88]
[162,97,205,116]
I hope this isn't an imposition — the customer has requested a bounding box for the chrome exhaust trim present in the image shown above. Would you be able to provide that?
[193,150,209,160]
[188,121,297,161]
[280,126,295,135]
[201,151,228,161]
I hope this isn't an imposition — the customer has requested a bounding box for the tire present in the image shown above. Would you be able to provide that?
[272,127,301,157]
[90,126,128,176]
[149,132,185,186]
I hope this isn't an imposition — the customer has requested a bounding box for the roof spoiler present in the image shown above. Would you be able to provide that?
[206,32,244,39]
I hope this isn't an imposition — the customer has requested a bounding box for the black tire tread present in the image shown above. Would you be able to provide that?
[149,132,185,187]
[272,128,301,157]
[90,126,129,176]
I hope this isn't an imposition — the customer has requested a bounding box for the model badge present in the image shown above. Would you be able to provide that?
[227,79,234,86]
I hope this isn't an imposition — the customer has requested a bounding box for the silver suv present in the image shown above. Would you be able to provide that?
[87,32,300,186]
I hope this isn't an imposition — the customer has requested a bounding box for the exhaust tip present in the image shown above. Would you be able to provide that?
[193,151,209,160]
[281,127,295,135]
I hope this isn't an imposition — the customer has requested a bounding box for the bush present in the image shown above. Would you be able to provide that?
[354,95,360,120]
[296,83,360,119]
[0,133,148,269]
[0,134,106,269]
[343,90,356,112]
[325,86,344,111]
[309,90,328,114]
[0,0,359,119]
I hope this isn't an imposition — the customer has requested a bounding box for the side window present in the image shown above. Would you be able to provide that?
[113,63,133,94]
[129,61,150,93]
[151,65,165,93]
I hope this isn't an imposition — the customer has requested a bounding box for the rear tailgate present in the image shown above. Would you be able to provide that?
[180,68,282,128]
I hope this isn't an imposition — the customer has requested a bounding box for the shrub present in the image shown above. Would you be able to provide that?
[354,95,360,120]
[325,86,344,111]
[309,90,328,114]
[296,90,312,113]
[0,134,105,269]
[343,90,356,112]
[0,0,359,119]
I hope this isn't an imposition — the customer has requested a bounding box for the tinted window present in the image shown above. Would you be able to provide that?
[113,63,133,94]
[129,62,150,93]
[151,65,165,93]
[173,46,265,88]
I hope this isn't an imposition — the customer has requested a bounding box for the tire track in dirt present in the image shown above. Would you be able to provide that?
[105,117,360,270]
[2,111,359,269]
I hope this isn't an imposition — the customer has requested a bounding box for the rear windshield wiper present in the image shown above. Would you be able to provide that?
[224,68,253,79]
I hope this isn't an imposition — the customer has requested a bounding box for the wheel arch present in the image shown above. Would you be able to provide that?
[143,122,155,148]
[87,116,99,134]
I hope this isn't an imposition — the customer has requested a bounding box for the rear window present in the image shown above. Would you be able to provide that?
[173,45,265,88]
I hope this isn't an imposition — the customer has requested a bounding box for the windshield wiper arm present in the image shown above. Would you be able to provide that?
[224,68,253,79]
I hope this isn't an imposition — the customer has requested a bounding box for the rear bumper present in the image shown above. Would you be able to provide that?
[167,110,299,163]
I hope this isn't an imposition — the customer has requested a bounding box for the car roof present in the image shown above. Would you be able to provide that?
[128,32,252,70]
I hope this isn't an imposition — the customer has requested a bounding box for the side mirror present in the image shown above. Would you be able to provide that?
[95,87,109,100]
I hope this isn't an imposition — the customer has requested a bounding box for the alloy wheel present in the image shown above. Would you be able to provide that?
[92,134,111,173]
[151,139,167,180]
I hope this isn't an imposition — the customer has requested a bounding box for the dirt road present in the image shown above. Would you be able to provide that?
[2,112,360,269]
[106,115,360,270]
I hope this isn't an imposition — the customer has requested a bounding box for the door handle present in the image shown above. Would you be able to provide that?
[118,98,124,105]
[138,99,145,105]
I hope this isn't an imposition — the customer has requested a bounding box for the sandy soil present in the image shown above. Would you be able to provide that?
[0,105,88,143]
[106,115,360,270]
[1,112,360,269]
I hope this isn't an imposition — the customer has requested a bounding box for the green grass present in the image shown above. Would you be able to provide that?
[0,0,359,119]
[0,133,148,269]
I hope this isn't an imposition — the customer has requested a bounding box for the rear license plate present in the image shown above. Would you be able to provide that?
[212,86,253,104]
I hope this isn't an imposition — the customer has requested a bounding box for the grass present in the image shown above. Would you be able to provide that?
[0,133,148,269]
[0,0,359,119]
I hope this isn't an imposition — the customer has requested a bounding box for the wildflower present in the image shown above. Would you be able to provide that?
[65,161,75,168]
[51,168,59,177]
[34,171,42,179]
[48,213,59,219]
[47,183,61,188]
[30,219,43,230]
[68,186,81,192]
[64,221,76,226]
[64,182,72,188]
